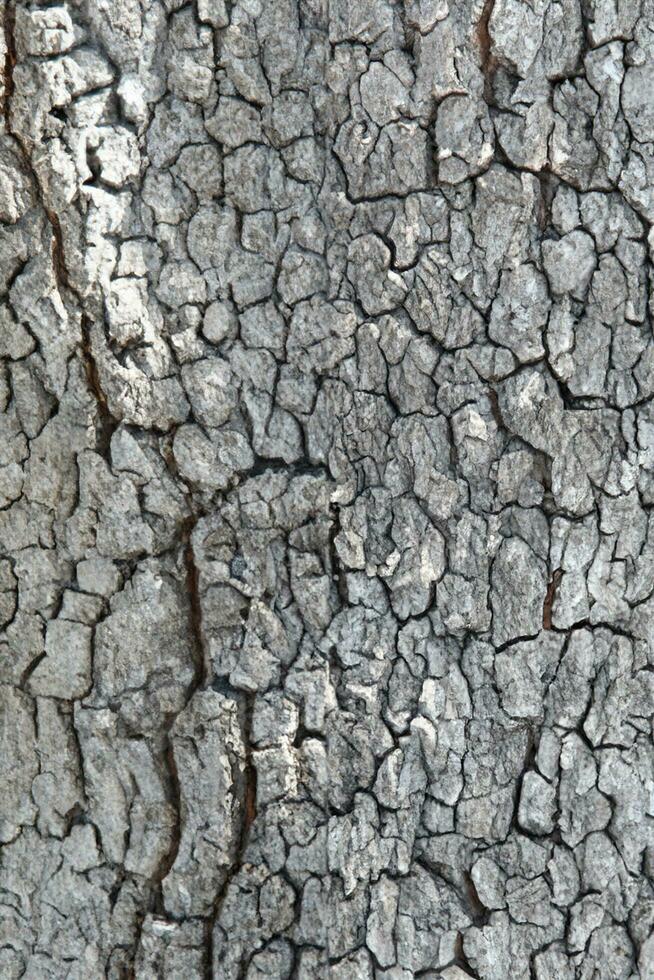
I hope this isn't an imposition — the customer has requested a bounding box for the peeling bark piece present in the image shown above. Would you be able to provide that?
[488,265,549,362]
[495,632,565,720]
[435,94,494,184]
[541,230,597,299]
[134,917,205,980]
[517,770,556,835]
[395,865,471,973]
[491,538,548,646]
[347,235,407,315]
[90,560,196,732]
[405,245,482,348]
[0,686,38,843]
[74,705,176,875]
[27,618,92,699]
[335,116,431,200]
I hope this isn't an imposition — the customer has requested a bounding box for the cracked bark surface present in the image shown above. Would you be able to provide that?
[0,0,653,978]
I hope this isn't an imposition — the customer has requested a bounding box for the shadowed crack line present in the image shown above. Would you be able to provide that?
[477,0,499,107]
[543,568,563,629]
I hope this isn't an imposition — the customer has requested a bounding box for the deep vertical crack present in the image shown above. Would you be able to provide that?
[476,0,498,106]
[1,0,16,125]
[543,568,563,630]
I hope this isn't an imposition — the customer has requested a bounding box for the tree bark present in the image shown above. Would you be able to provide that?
[1,1,653,977]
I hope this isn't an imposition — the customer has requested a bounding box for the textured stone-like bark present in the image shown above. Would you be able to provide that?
[1,1,653,977]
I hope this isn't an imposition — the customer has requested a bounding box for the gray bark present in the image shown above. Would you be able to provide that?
[1,0,653,977]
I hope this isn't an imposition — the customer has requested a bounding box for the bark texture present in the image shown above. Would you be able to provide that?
[1,0,654,977]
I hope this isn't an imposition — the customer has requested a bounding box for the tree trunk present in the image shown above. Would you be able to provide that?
[1,1,652,977]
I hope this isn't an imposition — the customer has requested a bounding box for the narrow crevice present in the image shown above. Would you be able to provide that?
[462,869,492,928]
[152,730,183,910]
[44,205,68,292]
[80,316,119,453]
[476,0,498,106]
[453,932,482,979]
[2,0,16,123]
[543,568,563,629]
[182,516,208,690]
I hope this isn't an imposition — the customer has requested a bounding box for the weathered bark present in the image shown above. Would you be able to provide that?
[1,1,653,977]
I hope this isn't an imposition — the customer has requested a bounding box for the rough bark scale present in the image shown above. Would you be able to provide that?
[1,1,653,977]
